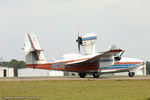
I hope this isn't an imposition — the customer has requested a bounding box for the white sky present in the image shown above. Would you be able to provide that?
[0,0,150,61]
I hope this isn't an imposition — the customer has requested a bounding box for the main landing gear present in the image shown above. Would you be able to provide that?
[93,72,100,78]
[78,73,86,78]
[128,72,135,77]
[78,72,100,78]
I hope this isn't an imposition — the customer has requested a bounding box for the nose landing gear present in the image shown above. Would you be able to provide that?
[78,73,86,78]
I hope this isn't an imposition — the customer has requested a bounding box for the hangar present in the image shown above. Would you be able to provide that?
[0,67,64,77]
[0,67,14,77]
[18,68,64,77]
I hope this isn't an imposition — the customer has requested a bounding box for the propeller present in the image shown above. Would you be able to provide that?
[76,34,82,53]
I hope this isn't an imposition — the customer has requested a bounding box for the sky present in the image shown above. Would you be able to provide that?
[0,0,150,61]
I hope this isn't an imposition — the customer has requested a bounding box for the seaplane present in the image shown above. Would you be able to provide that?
[23,33,143,78]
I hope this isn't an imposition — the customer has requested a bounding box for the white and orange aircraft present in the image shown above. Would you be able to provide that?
[23,33,143,78]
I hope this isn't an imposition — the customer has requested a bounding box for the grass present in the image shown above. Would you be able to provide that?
[0,79,150,100]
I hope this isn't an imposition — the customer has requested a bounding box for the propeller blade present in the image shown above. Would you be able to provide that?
[78,42,80,53]
[120,50,125,57]
[76,32,82,53]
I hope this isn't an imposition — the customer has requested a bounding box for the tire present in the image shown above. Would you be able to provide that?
[128,72,135,77]
[93,72,100,78]
[79,73,86,78]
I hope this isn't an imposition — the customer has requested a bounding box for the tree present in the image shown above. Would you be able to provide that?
[146,61,150,75]
[1,59,26,68]
[8,59,26,68]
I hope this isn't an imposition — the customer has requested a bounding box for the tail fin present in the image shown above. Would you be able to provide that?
[24,33,47,64]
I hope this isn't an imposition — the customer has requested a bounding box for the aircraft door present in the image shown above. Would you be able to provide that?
[3,69,7,77]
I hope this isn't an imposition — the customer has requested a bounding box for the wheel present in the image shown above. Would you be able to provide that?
[93,72,100,78]
[128,72,135,77]
[78,73,86,78]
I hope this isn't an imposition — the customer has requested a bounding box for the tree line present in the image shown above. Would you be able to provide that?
[0,59,26,69]
[146,61,150,74]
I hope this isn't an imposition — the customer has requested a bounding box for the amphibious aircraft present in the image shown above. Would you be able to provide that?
[23,33,143,78]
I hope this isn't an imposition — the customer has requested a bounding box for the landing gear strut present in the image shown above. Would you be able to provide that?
[78,73,86,78]
[128,72,135,77]
[93,72,100,78]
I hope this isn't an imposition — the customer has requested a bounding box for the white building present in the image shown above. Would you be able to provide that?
[18,68,64,77]
[0,67,14,77]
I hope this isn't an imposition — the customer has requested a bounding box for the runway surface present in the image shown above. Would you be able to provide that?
[0,76,150,81]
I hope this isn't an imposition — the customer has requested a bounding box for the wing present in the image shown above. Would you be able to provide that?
[66,49,123,65]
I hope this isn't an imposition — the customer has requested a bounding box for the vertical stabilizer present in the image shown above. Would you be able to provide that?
[24,33,47,65]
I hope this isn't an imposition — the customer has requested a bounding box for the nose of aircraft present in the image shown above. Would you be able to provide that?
[119,57,144,64]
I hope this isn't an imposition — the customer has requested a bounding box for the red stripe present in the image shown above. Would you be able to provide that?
[28,34,40,61]
[108,49,123,52]
[34,52,39,60]
[28,34,35,50]
[115,62,143,65]
[53,58,89,63]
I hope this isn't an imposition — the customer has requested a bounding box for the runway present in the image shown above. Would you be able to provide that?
[0,76,150,81]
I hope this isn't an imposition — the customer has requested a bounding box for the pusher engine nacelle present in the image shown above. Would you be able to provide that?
[109,45,125,61]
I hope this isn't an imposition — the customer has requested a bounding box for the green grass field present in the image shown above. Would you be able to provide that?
[0,79,150,100]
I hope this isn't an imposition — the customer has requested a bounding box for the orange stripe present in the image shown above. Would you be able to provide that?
[115,62,143,65]
[53,58,89,63]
